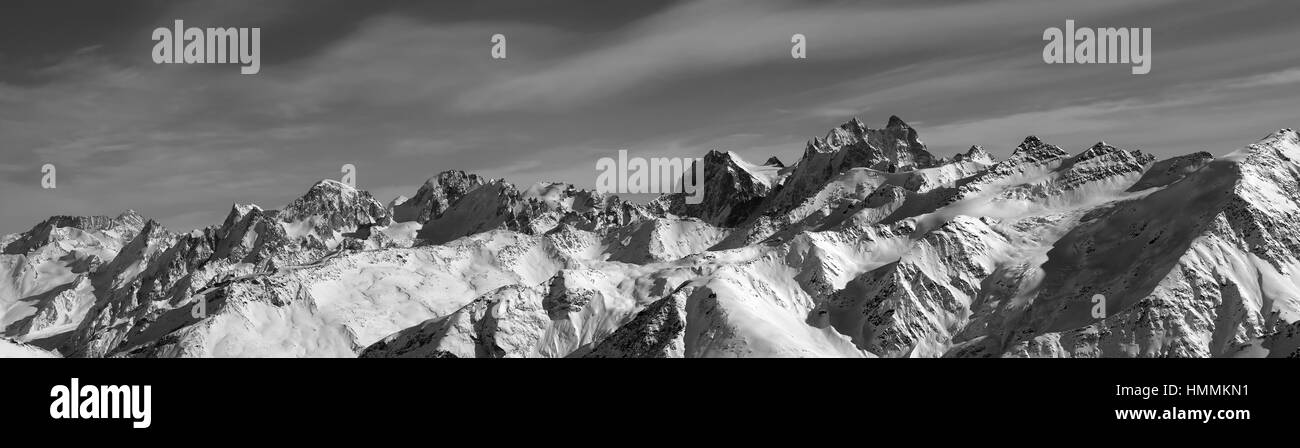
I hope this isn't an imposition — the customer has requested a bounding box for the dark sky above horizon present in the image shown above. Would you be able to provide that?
[2,0,1299,234]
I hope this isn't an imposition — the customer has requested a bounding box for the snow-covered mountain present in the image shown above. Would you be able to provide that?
[3,116,1298,358]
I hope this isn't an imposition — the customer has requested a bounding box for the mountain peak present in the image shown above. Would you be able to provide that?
[954,145,994,164]
[1010,135,1068,159]
[19,112,1300,360]
[703,149,733,162]
[1264,127,1299,146]
[1075,141,1121,159]
[433,169,484,185]
[886,115,909,129]
[281,178,390,230]
[1016,135,1045,151]
[2,211,151,255]
[653,149,780,228]
[308,178,355,193]
[232,203,262,215]
[803,136,832,156]
[285,179,364,212]
[1226,126,1300,173]
[393,170,489,223]
[218,202,263,229]
[846,117,868,133]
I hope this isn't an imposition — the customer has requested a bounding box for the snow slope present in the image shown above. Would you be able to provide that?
[3,117,1297,358]
[0,337,61,358]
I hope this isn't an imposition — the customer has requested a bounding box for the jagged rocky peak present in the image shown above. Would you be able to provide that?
[1089,140,1116,151]
[393,170,488,223]
[1068,141,1155,167]
[801,115,937,173]
[948,135,1075,197]
[702,149,735,167]
[653,149,781,228]
[111,209,146,228]
[1074,141,1121,161]
[873,115,936,171]
[885,114,908,129]
[415,176,649,245]
[38,210,143,234]
[208,202,289,263]
[1011,135,1068,159]
[965,135,1069,177]
[92,217,173,280]
[1241,128,1300,161]
[953,145,995,164]
[8,113,1300,360]
[701,150,778,188]
[803,117,861,155]
[233,202,261,215]
[356,282,550,359]
[516,181,649,231]
[280,179,391,228]
[584,290,688,358]
[218,203,264,229]
[3,210,148,255]
[764,156,785,168]
[136,218,171,241]
[1230,128,1300,190]
[825,116,869,146]
[758,115,941,225]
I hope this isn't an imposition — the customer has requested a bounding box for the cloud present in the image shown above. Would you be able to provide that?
[0,14,559,232]
[2,0,1299,236]
[388,138,462,157]
[454,0,1184,112]
[1226,66,1300,89]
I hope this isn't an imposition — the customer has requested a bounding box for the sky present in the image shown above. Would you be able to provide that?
[1,0,1298,234]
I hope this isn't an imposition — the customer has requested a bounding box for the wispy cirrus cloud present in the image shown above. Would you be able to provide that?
[1226,67,1300,89]
[453,0,1186,112]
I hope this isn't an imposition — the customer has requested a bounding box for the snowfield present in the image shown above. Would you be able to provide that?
[3,117,1298,358]
[0,337,60,358]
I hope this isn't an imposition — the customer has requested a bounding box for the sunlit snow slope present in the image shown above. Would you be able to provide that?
[3,116,1297,358]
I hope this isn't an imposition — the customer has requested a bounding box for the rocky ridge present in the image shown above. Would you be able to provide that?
[3,117,1298,358]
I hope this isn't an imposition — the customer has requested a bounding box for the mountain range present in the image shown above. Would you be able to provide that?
[2,115,1298,358]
